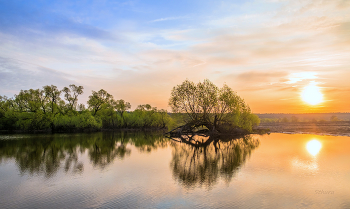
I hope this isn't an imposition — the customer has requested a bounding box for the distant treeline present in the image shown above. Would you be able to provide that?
[0,84,175,132]
[257,113,350,123]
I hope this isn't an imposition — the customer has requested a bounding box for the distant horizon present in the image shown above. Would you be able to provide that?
[255,112,350,115]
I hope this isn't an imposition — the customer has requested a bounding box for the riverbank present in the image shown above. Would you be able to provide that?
[0,127,168,134]
[256,121,350,136]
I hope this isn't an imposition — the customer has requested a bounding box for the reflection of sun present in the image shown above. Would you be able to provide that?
[301,82,323,105]
[306,139,322,156]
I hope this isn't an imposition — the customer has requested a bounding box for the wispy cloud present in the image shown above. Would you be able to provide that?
[0,57,73,95]
[286,72,318,84]
[150,16,188,22]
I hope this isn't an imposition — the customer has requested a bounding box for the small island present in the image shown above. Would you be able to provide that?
[167,79,259,137]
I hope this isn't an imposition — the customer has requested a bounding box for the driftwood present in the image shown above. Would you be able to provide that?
[165,120,251,151]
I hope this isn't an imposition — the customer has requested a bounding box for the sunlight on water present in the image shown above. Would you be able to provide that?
[306,139,322,156]
[1,133,350,208]
[291,158,318,172]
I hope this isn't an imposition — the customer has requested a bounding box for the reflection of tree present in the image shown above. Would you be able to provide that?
[0,131,167,177]
[130,131,169,153]
[170,134,259,189]
[0,136,90,178]
[88,133,132,169]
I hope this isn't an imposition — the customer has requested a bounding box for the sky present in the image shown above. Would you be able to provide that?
[0,0,349,113]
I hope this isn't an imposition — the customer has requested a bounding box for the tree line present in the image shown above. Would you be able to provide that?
[0,84,173,132]
[0,79,260,134]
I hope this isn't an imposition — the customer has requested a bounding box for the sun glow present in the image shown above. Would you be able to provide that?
[301,82,323,105]
[306,139,322,156]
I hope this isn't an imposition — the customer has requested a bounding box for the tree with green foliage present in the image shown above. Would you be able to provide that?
[114,99,131,127]
[0,96,16,130]
[87,89,114,115]
[11,88,52,130]
[168,79,259,135]
[132,104,157,128]
[62,84,84,114]
[0,84,103,132]
[44,85,62,115]
[0,85,173,132]
[157,109,171,129]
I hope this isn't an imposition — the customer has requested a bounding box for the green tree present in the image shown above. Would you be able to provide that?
[62,84,84,114]
[114,99,131,127]
[157,109,171,129]
[10,89,51,130]
[43,85,62,131]
[43,85,62,114]
[169,79,259,134]
[14,89,42,113]
[0,96,16,130]
[87,89,114,115]
[132,104,157,128]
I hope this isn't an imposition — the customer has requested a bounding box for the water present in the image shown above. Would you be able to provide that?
[0,132,349,208]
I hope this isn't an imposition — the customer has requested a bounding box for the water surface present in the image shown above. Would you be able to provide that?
[0,132,349,208]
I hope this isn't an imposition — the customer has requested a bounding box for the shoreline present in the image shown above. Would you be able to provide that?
[0,128,168,135]
[1,122,350,137]
[256,121,350,137]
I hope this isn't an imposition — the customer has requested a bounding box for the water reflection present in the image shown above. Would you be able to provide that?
[291,138,322,174]
[291,158,319,172]
[306,139,322,156]
[0,132,167,177]
[1,133,349,208]
[0,132,260,189]
[170,134,260,189]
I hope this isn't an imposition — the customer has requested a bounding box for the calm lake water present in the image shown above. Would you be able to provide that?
[0,132,349,208]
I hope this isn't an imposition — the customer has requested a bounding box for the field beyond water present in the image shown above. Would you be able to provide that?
[256,113,350,121]
[256,121,350,136]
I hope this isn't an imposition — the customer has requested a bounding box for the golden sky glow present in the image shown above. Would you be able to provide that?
[1,0,350,113]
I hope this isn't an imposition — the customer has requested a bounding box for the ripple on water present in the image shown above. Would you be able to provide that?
[0,132,350,208]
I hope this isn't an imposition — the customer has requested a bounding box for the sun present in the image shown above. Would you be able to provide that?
[301,82,323,105]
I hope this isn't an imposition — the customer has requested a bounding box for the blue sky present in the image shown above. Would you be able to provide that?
[1,0,350,113]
